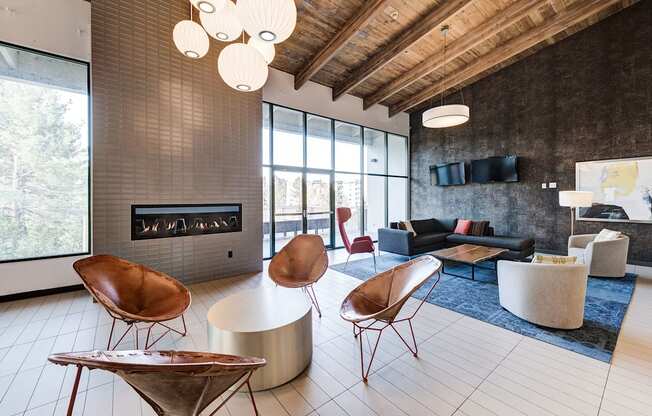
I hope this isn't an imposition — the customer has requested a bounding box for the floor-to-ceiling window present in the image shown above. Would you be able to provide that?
[0,42,90,263]
[262,102,409,259]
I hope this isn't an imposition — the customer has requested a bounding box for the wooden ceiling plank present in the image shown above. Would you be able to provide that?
[363,0,547,110]
[293,0,390,90]
[331,0,474,101]
[389,0,625,117]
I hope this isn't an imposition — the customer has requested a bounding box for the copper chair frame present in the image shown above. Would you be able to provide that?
[105,312,188,350]
[50,350,265,416]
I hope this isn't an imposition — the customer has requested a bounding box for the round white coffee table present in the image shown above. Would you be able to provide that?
[206,286,312,391]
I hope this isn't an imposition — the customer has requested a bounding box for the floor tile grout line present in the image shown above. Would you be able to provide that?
[451,335,524,415]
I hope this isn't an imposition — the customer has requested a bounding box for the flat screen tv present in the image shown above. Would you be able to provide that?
[471,156,518,183]
[430,162,466,186]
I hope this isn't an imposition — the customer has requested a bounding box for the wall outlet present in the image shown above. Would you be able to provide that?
[541,183,547,189]
[228,250,233,258]
[549,182,557,189]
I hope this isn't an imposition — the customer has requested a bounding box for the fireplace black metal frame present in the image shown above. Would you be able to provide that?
[131,203,243,241]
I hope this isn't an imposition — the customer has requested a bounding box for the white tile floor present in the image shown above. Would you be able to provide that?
[1,249,651,416]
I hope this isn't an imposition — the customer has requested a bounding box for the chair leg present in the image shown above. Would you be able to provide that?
[344,254,351,271]
[304,284,322,318]
[372,252,377,272]
[247,380,259,415]
[107,318,116,350]
[65,365,83,416]
[356,323,383,383]
[390,319,418,356]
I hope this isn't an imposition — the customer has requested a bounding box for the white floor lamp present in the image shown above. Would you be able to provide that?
[559,191,593,235]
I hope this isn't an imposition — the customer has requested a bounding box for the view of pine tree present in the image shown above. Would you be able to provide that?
[0,78,89,261]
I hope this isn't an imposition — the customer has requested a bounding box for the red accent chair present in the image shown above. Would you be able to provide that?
[336,207,376,272]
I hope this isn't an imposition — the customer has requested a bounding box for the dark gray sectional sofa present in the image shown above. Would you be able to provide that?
[378,218,535,260]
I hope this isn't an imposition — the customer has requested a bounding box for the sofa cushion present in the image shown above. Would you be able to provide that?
[446,234,534,251]
[413,232,450,248]
[594,229,622,242]
[470,221,489,236]
[454,219,472,235]
[531,255,577,265]
[409,219,439,235]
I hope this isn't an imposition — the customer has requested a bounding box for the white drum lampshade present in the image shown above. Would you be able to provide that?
[218,43,269,92]
[190,0,226,14]
[200,1,242,42]
[422,104,470,128]
[236,0,297,44]
[559,191,593,207]
[173,20,210,59]
[247,37,275,64]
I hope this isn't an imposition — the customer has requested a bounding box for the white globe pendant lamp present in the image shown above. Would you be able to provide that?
[218,43,269,92]
[200,0,242,42]
[190,0,226,14]
[422,26,469,128]
[173,20,210,59]
[247,37,275,64]
[236,0,297,44]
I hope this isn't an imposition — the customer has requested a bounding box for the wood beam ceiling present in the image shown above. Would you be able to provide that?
[389,0,624,117]
[362,0,547,110]
[331,0,474,101]
[294,0,389,90]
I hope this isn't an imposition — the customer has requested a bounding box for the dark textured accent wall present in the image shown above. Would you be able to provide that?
[410,2,652,265]
[92,0,262,282]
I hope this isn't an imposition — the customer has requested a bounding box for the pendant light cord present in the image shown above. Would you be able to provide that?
[440,27,447,107]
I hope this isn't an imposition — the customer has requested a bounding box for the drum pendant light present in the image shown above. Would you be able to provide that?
[200,0,242,42]
[173,4,210,59]
[422,26,470,128]
[236,0,297,44]
[190,0,226,14]
[218,43,269,92]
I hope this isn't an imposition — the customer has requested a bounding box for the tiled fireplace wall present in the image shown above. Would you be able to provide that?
[91,0,262,282]
[410,1,652,265]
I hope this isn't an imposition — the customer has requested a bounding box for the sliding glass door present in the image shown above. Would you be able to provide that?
[262,102,409,259]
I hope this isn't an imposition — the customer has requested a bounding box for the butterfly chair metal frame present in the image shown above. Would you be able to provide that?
[105,312,188,350]
[49,350,265,416]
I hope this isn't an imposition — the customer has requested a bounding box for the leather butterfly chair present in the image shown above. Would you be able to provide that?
[340,255,442,382]
[49,350,266,416]
[268,234,328,317]
[73,255,191,350]
[336,207,376,272]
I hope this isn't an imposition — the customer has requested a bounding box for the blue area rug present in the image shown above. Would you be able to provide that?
[330,254,637,362]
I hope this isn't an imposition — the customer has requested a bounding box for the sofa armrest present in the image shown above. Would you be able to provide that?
[378,228,413,256]
[568,234,597,249]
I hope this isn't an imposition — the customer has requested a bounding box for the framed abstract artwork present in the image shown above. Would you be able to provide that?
[576,156,652,224]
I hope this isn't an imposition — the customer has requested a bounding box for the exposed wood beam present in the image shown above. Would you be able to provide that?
[331,0,473,101]
[363,0,546,110]
[389,0,624,117]
[294,0,389,90]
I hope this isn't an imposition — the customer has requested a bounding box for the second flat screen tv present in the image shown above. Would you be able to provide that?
[431,162,466,186]
[471,156,518,183]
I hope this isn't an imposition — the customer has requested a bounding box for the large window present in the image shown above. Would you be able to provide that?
[262,102,409,258]
[0,43,90,263]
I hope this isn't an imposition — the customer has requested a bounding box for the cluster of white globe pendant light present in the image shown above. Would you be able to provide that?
[422,26,470,128]
[173,0,296,92]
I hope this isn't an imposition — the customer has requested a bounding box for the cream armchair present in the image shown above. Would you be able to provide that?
[568,234,629,277]
[497,261,588,329]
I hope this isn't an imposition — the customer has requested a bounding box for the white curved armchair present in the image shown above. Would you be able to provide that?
[568,234,629,277]
[497,261,588,329]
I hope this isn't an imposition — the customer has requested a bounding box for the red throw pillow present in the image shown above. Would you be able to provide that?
[454,219,472,235]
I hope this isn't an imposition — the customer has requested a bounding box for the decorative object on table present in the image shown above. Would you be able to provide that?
[559,190,593,235]
[73,255,191,350]
[568,231,630,277]
[268,234,328,317]
[331,253,637,362]
[576,156,652,223]
[422,26,469,128]
[207,287,312,391]
[49,350,266,416]
[336,207,377,272]
[339,255,442,382]
[497,260,588,329]
[173,0,297,92]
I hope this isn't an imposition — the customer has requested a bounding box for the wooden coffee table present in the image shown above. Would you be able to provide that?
[428,244,508,280]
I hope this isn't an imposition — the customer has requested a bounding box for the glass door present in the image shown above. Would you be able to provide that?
[306,172,332,247]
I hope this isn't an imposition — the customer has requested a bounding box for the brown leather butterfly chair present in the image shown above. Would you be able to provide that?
[73,255,191,350]
[268,234,328,317]
[340,255,442,381]
[49,350,266,416]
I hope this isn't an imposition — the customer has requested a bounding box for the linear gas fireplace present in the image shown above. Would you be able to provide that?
[131,204,242,240]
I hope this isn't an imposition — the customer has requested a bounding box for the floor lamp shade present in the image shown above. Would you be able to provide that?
[559,191,593,208]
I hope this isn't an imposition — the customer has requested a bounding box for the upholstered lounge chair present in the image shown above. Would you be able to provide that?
[340,255,442,381]
[268,234,328,317]
[336,207,376,271]
[49,350,266,416]
[568,233,630,277]
[73,255,191,350]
